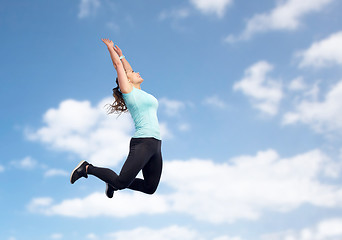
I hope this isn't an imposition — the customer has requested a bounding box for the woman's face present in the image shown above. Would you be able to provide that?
[127,70,143,84]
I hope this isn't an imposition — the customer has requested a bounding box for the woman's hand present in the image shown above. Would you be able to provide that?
[113,45,123,56]
[101,38,114,49]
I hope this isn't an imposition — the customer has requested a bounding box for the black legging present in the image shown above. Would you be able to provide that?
[87,137,162,194]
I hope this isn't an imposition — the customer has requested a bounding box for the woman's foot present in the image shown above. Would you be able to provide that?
[70,160,89,184]
[105,183,116,198]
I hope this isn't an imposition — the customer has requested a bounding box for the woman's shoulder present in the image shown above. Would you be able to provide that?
[122,86,136,95]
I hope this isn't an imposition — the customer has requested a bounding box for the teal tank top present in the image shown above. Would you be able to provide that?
[122,87,161,140]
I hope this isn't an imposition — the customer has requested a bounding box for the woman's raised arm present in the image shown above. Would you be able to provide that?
[113,45,133,73]
[101,38,132,93]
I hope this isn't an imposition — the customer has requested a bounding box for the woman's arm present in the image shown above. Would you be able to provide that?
[101,39,132,93]
[113,45,133,73]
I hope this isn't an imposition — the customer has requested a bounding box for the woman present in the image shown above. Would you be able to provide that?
[70,39,163,198]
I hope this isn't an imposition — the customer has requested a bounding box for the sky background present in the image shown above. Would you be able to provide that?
[1,0,342,239]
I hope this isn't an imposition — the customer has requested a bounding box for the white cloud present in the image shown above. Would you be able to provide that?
[50,233,63,239]
[100,228,241,240]
[288,77,307,91]
[233,61,283,116]
[163,149,342,223]
[261,218,342,240]
[26,98,133,167]
[44,169,69,177]
[86,233,98,240]
[159,98,186,117]
[159,98,191,135]
[203,95,227,109]
[159,122,173,139]
[303,81,321,101]
[0,165,4,172]
[297,31,342,68]
[84,226,242,240]
[90,228,243,240]
[178,122,190,131]
[213,237,242,240]
[78,0,101,19]
[226,0,334,42]
[28,191,169,218]
[28,149,342,223]
[189,0,233,18]
[28,197,54,212]
[11,156,37,170]
[283,80,342,134]
[106,225,203,240]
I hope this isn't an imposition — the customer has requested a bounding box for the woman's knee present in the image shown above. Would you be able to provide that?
[144,185,158,195]
[114,177,133,190]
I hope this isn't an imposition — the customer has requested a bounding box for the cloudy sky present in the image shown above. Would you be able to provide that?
[1,0,342,239]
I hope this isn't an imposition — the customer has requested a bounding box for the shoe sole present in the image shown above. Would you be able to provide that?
[105,183,110,198]
[105,183,112,198]
[70,160,86,184]
[105,183,115,198]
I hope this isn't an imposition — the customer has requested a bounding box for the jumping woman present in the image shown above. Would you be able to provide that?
[70,39,163,198]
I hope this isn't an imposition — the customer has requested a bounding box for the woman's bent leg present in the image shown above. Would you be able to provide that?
[127,152,162,194]
[87,138,155,191]
[127,140,163,194]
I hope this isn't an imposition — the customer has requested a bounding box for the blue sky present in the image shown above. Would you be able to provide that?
[1,0,342,239]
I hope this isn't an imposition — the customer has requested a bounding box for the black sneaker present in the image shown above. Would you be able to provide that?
[105,183,115,198]
[70,160,89,184]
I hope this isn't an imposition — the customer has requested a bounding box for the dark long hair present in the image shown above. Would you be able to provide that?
[107,78,128,114]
